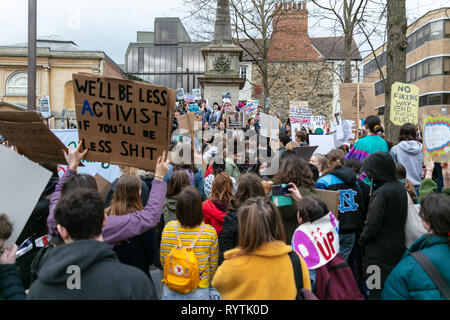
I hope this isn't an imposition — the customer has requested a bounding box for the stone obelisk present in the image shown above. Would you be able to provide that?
[198,0,245,107]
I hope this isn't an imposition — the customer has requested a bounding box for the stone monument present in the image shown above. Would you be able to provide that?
[198,0,245,107]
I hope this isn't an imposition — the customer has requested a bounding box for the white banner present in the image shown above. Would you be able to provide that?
[0,145,52,246]
[51,129,121,183]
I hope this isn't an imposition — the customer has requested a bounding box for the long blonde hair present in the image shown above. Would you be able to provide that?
[105,175,143,216]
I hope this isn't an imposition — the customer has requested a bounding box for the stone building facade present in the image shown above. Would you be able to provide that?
[252,61,334,119]
[0,35,124,128]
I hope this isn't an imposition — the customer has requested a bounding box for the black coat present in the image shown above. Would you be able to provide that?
[218,208,239,265]
[112,229,157,278]
[360,152,408,267]
[0,265,26,300]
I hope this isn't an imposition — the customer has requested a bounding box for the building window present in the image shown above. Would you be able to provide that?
[445,20,450,38]
[366,18,450,77]
[419,92,450,107]
[6,71,28,96]
[375,80,385,96]
[444,57,450,75]
[239,66,248,79]
[429,57,443,75]
[430,20,444,41]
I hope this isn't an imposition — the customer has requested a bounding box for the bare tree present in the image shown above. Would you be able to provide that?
[309,0,372,83]
[384,0,407,142]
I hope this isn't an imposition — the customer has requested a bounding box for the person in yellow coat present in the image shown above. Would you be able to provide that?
[212,197,311,300]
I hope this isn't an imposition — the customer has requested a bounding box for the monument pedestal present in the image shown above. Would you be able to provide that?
[199,45,245,106]
[199,0,245,106]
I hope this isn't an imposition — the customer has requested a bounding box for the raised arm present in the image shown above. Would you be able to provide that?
[47,142,87,237]
[102,151,170,245]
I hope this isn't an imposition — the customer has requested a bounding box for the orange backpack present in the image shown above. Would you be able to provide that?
[164,222,206,293]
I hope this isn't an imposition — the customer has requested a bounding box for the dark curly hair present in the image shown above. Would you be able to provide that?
[272,150,315,191]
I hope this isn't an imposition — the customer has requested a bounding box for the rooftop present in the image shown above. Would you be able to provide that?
[4,35,82,52]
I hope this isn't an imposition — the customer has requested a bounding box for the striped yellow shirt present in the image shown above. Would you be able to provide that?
[160,220,219,288]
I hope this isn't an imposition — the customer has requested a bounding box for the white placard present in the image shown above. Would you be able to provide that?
[259,113,279,139]
[0,145,52,246]
[40,96,51,119]
[51,129,121,183]
[309,134,336,155]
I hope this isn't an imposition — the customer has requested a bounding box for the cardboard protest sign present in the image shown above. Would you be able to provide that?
[293,146,318,162]
[39,96,51,119]
[176,88,184,101]
[0,145,52,246]
[222,92,231,104]
[339,83,376,120]
[289,101,311,125]
[184,94,195,103]
[423,116,450,163]
[52,129,121,183]
[292,212,340,270]
[94,174,112,203]
[260,113,279,139]
[315,189,339,218]
[192,89,202,101]
[311,116,326,133]
[176,112,202,137]
[309,134,336,155]
[72,73,176,172]
[291,122,302,141]
[226,112,245,129]
[242,100,257,119]
[0,111,68,165]
[390,82,419,126]
[223,105,235,114]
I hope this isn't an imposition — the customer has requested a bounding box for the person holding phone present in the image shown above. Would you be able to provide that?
[270,151,321,244]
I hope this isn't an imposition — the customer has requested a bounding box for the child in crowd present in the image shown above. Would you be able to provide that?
[0,214,26,300]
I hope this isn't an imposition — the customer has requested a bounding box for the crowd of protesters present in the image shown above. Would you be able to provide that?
[0,99,449,300]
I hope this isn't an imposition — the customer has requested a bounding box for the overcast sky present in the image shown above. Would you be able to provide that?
[0,0,449,65]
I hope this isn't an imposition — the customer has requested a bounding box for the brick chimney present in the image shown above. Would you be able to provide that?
[269,1,322,62]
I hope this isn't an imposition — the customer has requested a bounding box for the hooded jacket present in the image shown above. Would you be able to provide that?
[382,235,450,300]
[27,240,155,300]
[212,241,311,300]
[360,152,408,265]
[390,140,423,186]
[202,200,228,236]
[315,166,368,234]
[162,195,177,226]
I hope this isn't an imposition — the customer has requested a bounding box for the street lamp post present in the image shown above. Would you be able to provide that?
[28,0,37,111]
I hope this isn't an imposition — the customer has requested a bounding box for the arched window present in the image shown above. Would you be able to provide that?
[6,71,28,96]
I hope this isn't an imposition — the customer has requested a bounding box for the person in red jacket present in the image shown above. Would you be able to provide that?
[202,173,233,236]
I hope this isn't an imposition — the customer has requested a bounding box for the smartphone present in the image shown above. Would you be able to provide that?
[272,184,291,196]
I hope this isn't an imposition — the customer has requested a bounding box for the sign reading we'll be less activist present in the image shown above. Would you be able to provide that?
[73,73,176,172]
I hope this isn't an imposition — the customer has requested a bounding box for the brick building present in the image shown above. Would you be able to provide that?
[242,1,362,121]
